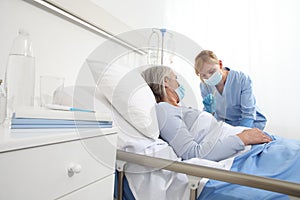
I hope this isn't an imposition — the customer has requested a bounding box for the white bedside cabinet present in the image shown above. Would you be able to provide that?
[0,127,118,200]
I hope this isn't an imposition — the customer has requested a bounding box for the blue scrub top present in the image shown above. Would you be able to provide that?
[200,68,267,130]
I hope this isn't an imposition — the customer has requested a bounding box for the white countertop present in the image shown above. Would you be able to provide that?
[0,123,118,152]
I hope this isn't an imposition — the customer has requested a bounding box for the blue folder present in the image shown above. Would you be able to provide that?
[11,118,112,125]
[11,123,113,129]
[11,117,113,129]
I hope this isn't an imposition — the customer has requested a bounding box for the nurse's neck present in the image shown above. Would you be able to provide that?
[215,68,229,95]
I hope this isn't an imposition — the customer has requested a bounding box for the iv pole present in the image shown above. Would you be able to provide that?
[160,28,166,65]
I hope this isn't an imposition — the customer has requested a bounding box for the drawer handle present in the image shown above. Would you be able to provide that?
[68,163,82,176]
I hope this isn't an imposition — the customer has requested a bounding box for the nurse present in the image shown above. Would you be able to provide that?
[194,50,267,130]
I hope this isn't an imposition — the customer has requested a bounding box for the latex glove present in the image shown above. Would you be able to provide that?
[239,118,254,128]
[203,93,216,114]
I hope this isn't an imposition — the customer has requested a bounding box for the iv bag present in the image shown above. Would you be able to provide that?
[147,31,160,65]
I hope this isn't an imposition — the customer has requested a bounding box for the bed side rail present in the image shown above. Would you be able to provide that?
[116,150,300,198]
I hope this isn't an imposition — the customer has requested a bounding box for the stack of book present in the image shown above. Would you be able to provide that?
[11,108,113,129]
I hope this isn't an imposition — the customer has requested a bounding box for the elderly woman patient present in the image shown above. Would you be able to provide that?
[141,65,300,200]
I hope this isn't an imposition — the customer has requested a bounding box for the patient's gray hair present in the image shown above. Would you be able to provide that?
[141,66,173,103]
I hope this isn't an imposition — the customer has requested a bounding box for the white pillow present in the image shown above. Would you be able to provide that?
[88,60,159,139]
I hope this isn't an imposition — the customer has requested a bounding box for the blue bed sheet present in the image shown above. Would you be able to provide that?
[198,135,300,200]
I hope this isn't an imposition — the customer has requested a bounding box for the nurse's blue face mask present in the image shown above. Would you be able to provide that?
[204,70,222,86]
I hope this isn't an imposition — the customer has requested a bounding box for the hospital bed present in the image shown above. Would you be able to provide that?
[63,62,300,200]
[115,150,300,200]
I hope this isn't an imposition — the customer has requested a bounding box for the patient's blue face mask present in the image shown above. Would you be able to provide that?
[175,85,185,101]
[204,70,222,86]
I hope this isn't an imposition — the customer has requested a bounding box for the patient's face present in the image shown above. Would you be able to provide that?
[166,71,179,90]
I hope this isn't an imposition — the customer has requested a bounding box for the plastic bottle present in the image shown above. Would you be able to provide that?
[5,29,36,118]
[0,79,7,124]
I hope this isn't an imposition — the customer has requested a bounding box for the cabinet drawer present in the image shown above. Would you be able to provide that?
[0,134,117,200]
[58,174,115,200]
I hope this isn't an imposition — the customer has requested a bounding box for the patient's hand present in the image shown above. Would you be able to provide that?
[237,128,272,146]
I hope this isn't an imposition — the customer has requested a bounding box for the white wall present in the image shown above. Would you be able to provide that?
[0,0,104,99]
[94,0,300,139]
[164,0,300,140]
[91,0,168,29]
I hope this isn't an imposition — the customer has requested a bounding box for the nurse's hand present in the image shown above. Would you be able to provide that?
[203,93,216,114]
[237,128,272,145]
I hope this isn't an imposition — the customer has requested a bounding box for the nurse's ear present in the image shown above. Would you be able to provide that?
[219,60,223,69]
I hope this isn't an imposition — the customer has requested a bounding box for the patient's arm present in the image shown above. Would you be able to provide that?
[237,128,272,145]
[156,102,272,161]
[199,135,245,161]
[202,129,273,161]
[156,103,248,161]
[169,128,246,161]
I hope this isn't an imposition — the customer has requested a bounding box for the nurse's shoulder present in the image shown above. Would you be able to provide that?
[227,68,252,86]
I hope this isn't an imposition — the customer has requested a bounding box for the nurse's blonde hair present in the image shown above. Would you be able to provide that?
[194,50,219,76]
[141,66,173,103]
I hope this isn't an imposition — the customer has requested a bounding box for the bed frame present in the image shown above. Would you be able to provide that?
[116,150,300,200]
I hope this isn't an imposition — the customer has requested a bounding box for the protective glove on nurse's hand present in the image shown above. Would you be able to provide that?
[203,93,216,114]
